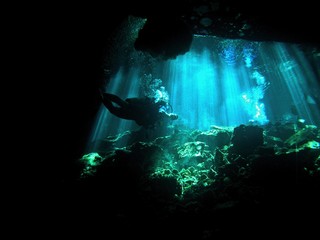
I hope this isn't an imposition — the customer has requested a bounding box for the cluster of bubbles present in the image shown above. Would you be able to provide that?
[140,74,169,103]
[242,70,270,125]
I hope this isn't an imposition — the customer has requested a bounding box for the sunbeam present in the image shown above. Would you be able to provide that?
[86,33,320,153]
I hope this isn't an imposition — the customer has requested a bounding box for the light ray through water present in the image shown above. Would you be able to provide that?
[86,33,320,153]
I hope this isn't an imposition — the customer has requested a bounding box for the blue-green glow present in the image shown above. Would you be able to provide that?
[167,38,269,128]
[86,35,320,153]
[80,152,102,166]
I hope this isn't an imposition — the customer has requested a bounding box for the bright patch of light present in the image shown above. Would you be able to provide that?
[80,152,102,166]
[305,141,320,149]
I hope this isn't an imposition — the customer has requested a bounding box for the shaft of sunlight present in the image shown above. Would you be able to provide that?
[86,67,142,152]
[86,33,320,153]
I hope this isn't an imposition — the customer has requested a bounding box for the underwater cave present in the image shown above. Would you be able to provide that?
[72,15,320,238]
[46,2,320,238]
